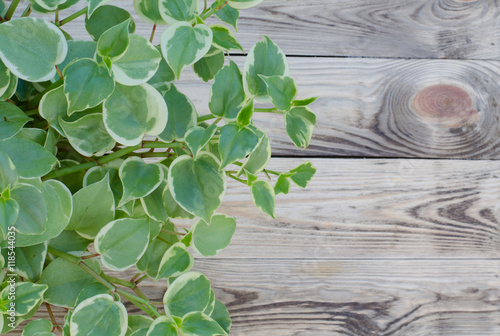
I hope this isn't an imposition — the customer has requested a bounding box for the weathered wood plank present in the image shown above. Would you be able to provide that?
[15,259,500,335]
[176,57,500,158]
[210,158,500,258]
[24,0,500,60]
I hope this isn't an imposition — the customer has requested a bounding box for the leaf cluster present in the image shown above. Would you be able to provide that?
[0,0,318,335]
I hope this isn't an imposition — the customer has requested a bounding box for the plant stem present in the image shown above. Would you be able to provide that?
[106,275,136,289]
[200,0,226,20]
[155,235,173,245]
[55,66,63,79]
[59,6,87,26]
[4,0,20,21]
[150,24,157,43]
[135,274,148,284]
[44,141,181,179]
[55,7,59,24]
[21,4,31,17]
[47,247,161,318]
[254,108,283,113]
[226,172,247,184]
[197,114,216,122]
[45,303,63,333]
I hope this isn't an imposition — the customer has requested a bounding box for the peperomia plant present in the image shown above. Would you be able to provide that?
[0,0,318,335]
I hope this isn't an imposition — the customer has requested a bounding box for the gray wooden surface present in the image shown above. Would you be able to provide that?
[7,0,500,335]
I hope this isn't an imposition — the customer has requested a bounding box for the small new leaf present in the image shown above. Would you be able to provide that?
[97,19,131,60]
[251,180,275,218]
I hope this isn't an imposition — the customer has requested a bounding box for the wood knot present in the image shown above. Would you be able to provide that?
[412,85,478,128]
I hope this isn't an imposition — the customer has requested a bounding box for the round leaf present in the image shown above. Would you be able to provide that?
[259,75,297,111]
[218,124,259,168]
[60,113,116,157]
[39,85,67,135]
[158,0,200,24]
[193,51,225,82]
[157,85,197,142]
[251,180,275,218]
[70,294,128,336]
[160,22,213,79]
[134,0,166,25]
[163,271,212,317]
[192,214,236,257]
[95,218,150,271]
[210,24,243,52]
[184,124,217,159]
[237,133,271,175]
[209,61,246,121]
[119,157,164,205]
[11,183,47,235]
[111,34,162,86]
[285,106,317,148]
[180,312,227,336]
[63,58,115,114]
[0,18,67,82]
[97,19,131,60]
[168,152,226,222]
[85,5,136,41]
[210,300,231,334]
[243,36,289,102]
[0,138,57,178]
[156,242,194,279]
[146,316,178,336]
[0,102,31,140]
[0,282,48,316]
[22,319,54,336]
[103,83,168,146]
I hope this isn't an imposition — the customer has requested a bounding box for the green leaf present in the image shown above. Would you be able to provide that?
[209,61,246,121]
[274,173,290,195]
[0,282,47,316]
[59,113,116,157]
[39,85,67,135]
[0,150,17,191]
[133,0,166,25]
[10,243,47,282]
[181,312,227,336]
[103,83,168,146]
[210,24,243,52]
[16,180,72,247]
[156,242,194,279]
[210,300,231,334]
[75,282,110,307]
[214,5,239,31]
[0,71,17,101]
[0,18,67,82]
[0,102,31,140]
[0,138,57,178]
[160,22,213,79]
[111,34,161,86]
[158,0,200,24]
[119,157,164,206]
[148,46,175,95]
[146,316,178,336]
[95,218,150,271]
[237,133,271,175]
[86,0,113,17]
[63,58,115,115]
[185,124,217,159]
[251,180,275,218]
[22,319,54,336]
[192,214,236,257]
[85,5,136,41]
[168,153,226,222]
[218,124,259,168]
[227,0,263,9]
[70,294,128,336]
[259,75,297,111]
[158,85,197,142]
[163,185,195,219]
[163,271,212,317]
[11,183,47,234]
[30,0,58,11]
[289,161,316,188]
[128,315,153,333]
[293,96,318,106]
[193,51,225,82]
[97,19,131,60]
[141,180,168,222]
[49,230,92,253]
[39,258,101,308]
[67,174,114,239]
[236,99,253,127]
[243,36,289,102]
[137,222,180,278]
[0,197,18,240]
[0,60,11,97]
[285,106,316,148]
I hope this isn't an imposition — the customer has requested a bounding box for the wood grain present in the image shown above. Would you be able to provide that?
[173,57,500,158]
[185,158,500,259]
[15,259,500,335]
[23,0,500,60]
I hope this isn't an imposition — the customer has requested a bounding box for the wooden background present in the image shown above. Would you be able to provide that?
[11,0,500,335]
